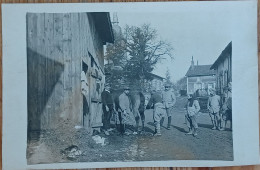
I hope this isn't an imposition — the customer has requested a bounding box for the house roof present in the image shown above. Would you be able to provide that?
[149,73,165,80]
[185,65,216,77]
[210,42,232,70]
[91,13,114,44]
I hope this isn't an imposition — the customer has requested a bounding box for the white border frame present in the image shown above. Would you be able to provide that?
[2,1,259,169]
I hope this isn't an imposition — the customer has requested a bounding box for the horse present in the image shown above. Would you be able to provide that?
[112,89,145,133]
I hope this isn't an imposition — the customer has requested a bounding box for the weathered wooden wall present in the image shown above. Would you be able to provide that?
[27,12,105,132]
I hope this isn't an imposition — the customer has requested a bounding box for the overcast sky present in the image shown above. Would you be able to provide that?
[114,11,232,82]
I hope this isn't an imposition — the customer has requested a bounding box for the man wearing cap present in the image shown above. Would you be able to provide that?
[146,87,166,136]
[221,82,232,130]
[118,86,133,134]
[101,84,114,136]
[162,83,176,130]
[207,88,221,130]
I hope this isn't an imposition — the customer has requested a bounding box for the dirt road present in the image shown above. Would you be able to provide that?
[27,96,233,164]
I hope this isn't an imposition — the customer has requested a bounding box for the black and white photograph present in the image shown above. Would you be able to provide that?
[2,1,259,169]
[26,11,233,164]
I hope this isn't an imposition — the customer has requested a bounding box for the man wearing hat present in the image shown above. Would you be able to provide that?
[146,87,166,136]
[221,82,232,130]
[162,83,176,130]
[207,88,221,130]
[101,83,114,135]
[118,85,133,134]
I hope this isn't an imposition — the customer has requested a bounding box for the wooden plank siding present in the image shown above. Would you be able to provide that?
[27,12,106,131]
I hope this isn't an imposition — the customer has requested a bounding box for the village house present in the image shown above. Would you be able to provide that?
[210,42,232,95]
[27,12,114,136]
[146,73,165,91]
[185,57,216,95]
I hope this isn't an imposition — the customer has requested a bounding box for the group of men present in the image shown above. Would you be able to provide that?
[101,83,176,136]
[100,81,232,137]
[207,82,232,131]
[101,84,140,136]
[146,84,176,136]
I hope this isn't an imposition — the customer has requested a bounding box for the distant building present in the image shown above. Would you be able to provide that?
[185,57,216,95]
[144,73,165,92]
[150,73,165,90]
[210,42,232,95]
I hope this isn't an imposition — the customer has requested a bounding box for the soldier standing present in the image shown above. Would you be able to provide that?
[146,88,166,136]
[221,82,232,130]
[118,86,133,135]
[207,88,221,130]
[162,83,176,130]
[101,84,114,136]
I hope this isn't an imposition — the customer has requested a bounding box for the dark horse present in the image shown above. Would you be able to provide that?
[112,89,145,133]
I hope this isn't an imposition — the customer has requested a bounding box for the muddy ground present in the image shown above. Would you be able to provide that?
[27,96,233,164]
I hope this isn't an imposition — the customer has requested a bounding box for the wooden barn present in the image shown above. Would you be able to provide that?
[27,12,114,135]
[210,42,232,95]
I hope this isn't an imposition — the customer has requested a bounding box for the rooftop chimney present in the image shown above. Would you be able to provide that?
[112,13,119,25]
[191,56,194,69]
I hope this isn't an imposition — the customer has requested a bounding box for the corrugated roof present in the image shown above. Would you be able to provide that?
[185,65,216,77]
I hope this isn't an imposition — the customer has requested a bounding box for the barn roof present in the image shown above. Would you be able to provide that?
[210,42,232,70]
[185,65,216,77]
[91,12,114,44]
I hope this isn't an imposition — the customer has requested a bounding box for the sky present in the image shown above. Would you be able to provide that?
[113,11,232,82]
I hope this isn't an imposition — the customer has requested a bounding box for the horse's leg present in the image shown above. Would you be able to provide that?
[133,95,141,132]
[135,115,140,132]
[140,110,145,131]
[118,111,125,135]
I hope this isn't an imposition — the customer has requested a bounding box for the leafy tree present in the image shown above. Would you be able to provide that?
[123,24,173,90]
[176,77,187,91]
[165,68,172,84]
[165,68,177,90]
[104,23,173,91]
[104,25,128,89]
[105,28,127,67]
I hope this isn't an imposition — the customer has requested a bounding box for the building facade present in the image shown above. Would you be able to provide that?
[185,57,216,95]
[27,12,114,134]
[144,73,165,92]
[210,42,232,95]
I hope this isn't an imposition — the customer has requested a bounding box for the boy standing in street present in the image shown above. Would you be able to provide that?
[185,94,200,136]
[162,83,176,130]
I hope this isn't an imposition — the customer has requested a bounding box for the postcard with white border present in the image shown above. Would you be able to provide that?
[2,1,259,169]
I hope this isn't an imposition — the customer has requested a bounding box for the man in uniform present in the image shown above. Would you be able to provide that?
[101,84,114,135]
[162,83,176,130]
[221,82,232,130]
[146,87,166,136]
[118,86,133,135]
[207,88,221,130]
